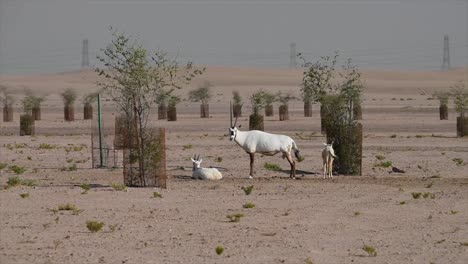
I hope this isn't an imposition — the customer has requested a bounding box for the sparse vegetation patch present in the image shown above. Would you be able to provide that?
[362,244,377,257]
[264,162,282,171]
[86,221,105,233]
[227,213,244,222]
[241,185,254,195]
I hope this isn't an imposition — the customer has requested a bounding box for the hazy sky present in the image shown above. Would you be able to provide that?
[0,0,467,74]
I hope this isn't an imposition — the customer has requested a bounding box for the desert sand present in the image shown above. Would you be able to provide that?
[0,66,467,264]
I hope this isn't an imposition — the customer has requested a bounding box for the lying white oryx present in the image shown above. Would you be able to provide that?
[322,142,337,179]
[228,103,303,179]
[191,154,223,180]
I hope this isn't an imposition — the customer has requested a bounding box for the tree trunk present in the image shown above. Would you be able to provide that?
[20,114,34,136]
[123,128,167,188]
[456,116,468,137]
[32,106,41,121]
[279,105,289,121]
[64,104,75,121]
[200,103,209,118]
[3,106,13,122]
[167,105,177,121]
[265,105,274,117]
[233,104,242,117]
[249,113,264,131]
[304,101,312,117]
[439,104,448,120]
[353,103,362,120]
[158,104,167,120]
[320,104,326,134]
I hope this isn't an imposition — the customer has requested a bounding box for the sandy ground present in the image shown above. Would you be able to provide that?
[0,67,467,264]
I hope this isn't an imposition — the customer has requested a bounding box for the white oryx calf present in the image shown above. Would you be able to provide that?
[229,104,303,179]
[191,155,223,180]
[322,143,337,179]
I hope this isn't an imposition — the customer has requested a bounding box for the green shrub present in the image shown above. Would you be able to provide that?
[215,246,224,255]
[153,192,162,198]
[9,165,26,174]
[0,163,7,170]
[452,158,464,166]
[375,155,385,160]
[215,157,223,162]
[264,162,281,171]
[411,192,422,199]
[39,143,56,149]
[111,183,126,191]
[86,221,105,233]
[20,193,29,198]
[374,161,392,168]
[241,185,254,195]
[362,244,377,257]
[58,204,78,211]
[243,202,256,209]
[7,176,22,187]
[227,213,244,222]
[80,183,91,194]
[182,144,192,150]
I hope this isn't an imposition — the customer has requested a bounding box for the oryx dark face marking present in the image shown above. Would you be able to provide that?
[229,127,237,141]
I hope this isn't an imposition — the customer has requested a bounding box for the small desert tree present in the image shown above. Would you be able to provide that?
[263,91,276,117]
[299,52,339,132]
[189,80,213,118]
[249,91,266,131]
[451,81,468,137]
[167,95,181,122]
[96,29,204,186]
[340,58,364,120]
[276,91,295,121]
[82,92,98,120]
[433,91,450,120]
[1,86,14,122]
[20,93,38,136]
[61,88,77,121]
[232,91,243,117]
[300,52,364,175]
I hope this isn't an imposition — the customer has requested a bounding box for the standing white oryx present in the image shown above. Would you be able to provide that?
[322,142,337,179]
[191,154,223,180]
[228,103,303,179]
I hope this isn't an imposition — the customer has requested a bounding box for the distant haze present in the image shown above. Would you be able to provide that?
[0,0,467,74]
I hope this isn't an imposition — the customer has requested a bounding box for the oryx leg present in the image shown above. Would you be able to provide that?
[323,159,327,179]
[249,152,255,178]
[285,152,296,179]
[329,158,334,179]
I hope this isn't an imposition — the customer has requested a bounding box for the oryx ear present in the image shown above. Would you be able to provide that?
[191,158,195,163]
[199,159,202,163]
[323,143,328,146]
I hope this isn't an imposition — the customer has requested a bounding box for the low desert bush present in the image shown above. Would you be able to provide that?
[111,183,126,191]
[362,244,377,257]
[86,220,105,233]
[243,202,256,209]
[241,185,254,195]
[227,213,244,222]
[264,162,281,171]
[215,246,224,255]
[9,165,26,174]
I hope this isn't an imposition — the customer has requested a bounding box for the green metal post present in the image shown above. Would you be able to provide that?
[98,93,103,167]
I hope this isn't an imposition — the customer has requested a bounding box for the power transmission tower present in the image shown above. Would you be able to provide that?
[81,38,89,69]
[442,34,450,71]
[289,42,297,68]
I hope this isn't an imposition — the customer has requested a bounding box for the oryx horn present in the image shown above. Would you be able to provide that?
[230,101,233,127]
